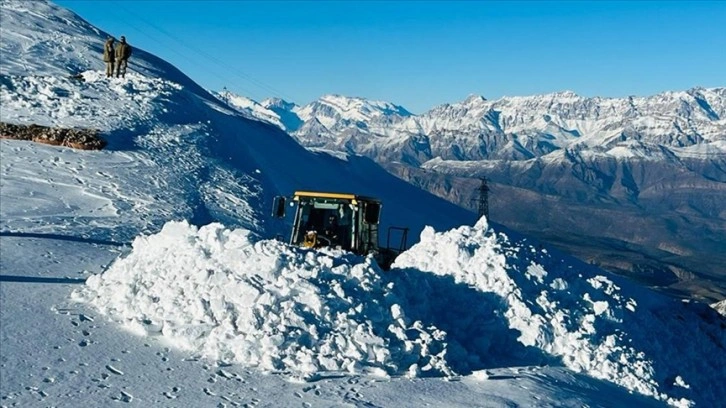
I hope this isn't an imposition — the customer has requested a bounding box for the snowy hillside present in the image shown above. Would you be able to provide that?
[0,0,472,242]
[2,1,725,408]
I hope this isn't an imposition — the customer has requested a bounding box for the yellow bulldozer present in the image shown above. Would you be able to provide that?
[272,191,409,270]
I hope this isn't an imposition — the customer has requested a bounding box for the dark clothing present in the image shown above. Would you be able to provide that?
[115,59,128,78]
[103,39,115,77]
[106,61,115,78]
[115,41,132,61]
[114,39,132,78]
[103,39,115,62]
[323,218,341,247]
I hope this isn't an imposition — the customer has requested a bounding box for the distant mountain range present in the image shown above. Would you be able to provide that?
[216,88,725,162]
[217,88,726,302]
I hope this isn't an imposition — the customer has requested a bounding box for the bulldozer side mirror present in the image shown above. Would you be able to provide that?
[272,196,286,218]
[364,202,381,224]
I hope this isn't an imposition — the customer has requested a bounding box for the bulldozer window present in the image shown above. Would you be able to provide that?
[293,201,355,250]
[272,196,286,218]
[364,202,381,224]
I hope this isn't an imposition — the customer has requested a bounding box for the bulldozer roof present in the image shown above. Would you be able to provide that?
[293,191,381,203]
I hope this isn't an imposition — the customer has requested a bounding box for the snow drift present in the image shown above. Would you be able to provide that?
[394,220,726,407]
[74,221,453,380]
[75,219,725,407]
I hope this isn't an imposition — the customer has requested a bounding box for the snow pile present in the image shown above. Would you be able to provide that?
[394,218,725,407]
[73,221,452,379]
[396,221,658,397]
[74,219,724,406]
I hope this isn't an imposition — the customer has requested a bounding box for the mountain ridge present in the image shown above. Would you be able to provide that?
[220,86,725,164]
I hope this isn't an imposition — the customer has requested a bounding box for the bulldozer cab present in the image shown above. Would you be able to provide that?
[272,191,408,269]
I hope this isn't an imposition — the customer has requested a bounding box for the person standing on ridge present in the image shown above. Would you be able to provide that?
[114,36,132,78]
[102,37,115,78]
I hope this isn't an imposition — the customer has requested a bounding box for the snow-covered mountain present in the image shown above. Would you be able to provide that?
[222,89,726,301]
[396,91,726,302]
[2,1,725,407]
[211,90,304,132]
[221,93,415,152]
[222,88,725,164]
[413,88,724,162]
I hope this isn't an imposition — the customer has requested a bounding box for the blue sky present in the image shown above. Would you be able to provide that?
[57,0,725,113]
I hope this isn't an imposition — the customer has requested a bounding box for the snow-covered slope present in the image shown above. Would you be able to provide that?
[0,0,212,97]
[2,1,725,408]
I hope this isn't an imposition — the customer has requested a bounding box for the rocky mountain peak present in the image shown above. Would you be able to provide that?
[261,97,297,111]
[462,94,488,106]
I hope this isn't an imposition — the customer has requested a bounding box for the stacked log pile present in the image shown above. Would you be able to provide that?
[0,122,106,150]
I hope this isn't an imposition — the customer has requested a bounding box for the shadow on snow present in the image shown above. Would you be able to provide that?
[360,267,555,375]
[0,231,128,247]
[0,275,86,284]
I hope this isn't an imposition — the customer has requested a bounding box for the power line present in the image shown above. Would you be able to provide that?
[105,10,249,96]
[111,1,293,102]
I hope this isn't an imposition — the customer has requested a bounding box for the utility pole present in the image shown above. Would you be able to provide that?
[476,177,490,221]
[221,86,229,105]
